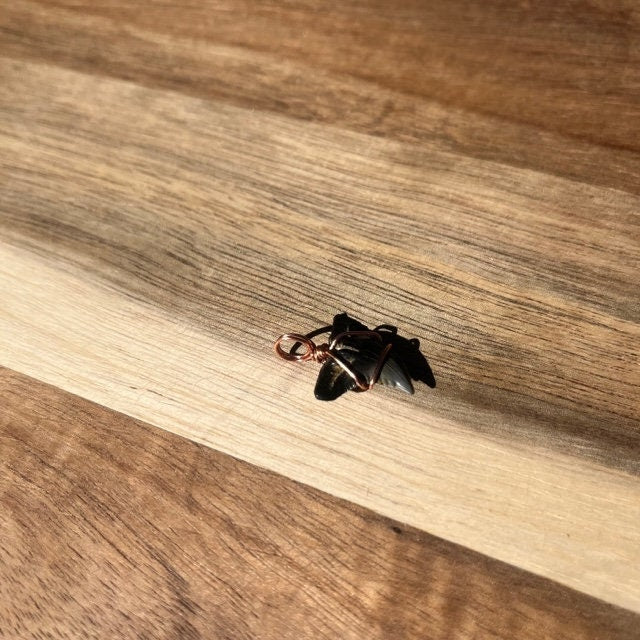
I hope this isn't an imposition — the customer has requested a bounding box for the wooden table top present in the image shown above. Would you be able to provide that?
[1,1,639,638]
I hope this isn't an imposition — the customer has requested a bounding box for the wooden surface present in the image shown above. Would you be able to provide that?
[2,368,639,639]
[1,0,639,635]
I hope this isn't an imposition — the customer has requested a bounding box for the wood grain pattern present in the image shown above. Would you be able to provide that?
[1,0,639,617]
[2,0,640,196]
[2,367,639,640]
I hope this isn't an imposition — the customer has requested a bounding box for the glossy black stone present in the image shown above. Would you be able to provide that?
[313,313,435,401]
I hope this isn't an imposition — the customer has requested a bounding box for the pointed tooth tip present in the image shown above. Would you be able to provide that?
[397,380,414,394]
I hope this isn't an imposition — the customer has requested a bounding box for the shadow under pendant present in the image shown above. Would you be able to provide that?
[274,313,427,401]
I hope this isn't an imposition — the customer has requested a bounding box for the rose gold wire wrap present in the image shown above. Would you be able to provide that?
[274,327,393,392]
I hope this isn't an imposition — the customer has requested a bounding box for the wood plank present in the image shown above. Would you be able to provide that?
[1,1,640,195]
[1,0,639,614]
[1,367,638,639]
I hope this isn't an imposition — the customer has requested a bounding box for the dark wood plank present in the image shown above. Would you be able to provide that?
[1,0,639,194]
[0,367,637,639]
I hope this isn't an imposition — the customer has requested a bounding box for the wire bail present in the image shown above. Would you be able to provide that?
[274,326,392,392]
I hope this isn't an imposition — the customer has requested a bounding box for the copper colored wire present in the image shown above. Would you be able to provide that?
[274,326,393,392]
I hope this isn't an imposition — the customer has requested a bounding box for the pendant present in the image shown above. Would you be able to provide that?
[274,313,434,401]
